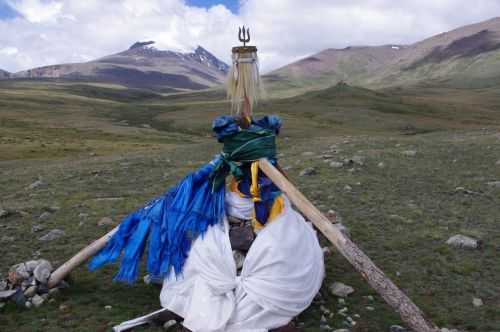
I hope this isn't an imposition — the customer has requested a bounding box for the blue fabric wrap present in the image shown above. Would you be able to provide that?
[88,160,225,283]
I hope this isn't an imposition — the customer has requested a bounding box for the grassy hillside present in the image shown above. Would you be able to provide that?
[0,81,499,331]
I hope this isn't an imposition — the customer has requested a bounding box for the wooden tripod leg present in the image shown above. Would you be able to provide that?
[258,158,438,332]
[47,227,118,288]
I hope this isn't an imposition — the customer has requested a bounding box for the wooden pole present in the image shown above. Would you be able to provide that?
[47,227,118,288]
[258,158,439,332]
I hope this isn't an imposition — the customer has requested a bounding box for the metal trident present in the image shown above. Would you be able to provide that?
[238,26,250,47]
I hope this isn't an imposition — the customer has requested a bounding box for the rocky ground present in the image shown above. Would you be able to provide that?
[0,81,499,331]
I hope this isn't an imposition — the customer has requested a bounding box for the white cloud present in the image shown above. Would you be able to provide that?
[0,0,499,73]
[0,46,19,55]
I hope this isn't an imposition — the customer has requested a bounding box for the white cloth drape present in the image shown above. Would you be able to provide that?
[160,192,325,332]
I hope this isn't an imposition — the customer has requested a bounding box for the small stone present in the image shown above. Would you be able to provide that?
[97,217,114,227]
[446,234,481,249]
[33,260,53,284]
[377,162,385,168]
[390,325,407,332]
[322,247,332,256]
[39,229,65,242]
[24,286,38,298]
[472,297,483,307]
[366,295,374,301]
[333,330,349,332]
[301,151,315,156]
[351,155,364,165]
[337,298,345,305]
[163,319,177,330]
[320,315,327,325]
[330,161,343,168]
[25,301,32,309]
[401,150,417,157]
[0,280,7,291]
[48,288,60,297]
[78,212,89,219]
[0,289,17,300]
[32,294,45,307]
[330,282,354,297]
[32,224,44,233]
[59,304,69,312]
[0,302,5,309]
[486,181,500,188]
[104,305,112,310]
[496,160,500,166]
[344,185,352,191]
[233,250,245,270]
[39,212,51,220]
[0,209,10,218]
[337,307,348,315]
[143,274,152,285]
[320,325,332,331]
[1,236,15,242]
[300,167,317,176]
[28,179,47,190]
[365,306,375,311]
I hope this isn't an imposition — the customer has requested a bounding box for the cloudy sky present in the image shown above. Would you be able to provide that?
[0,0,499,73]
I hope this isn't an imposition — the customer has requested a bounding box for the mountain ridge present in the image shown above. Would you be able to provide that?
[267,16,500,93]
[7,41,229,91]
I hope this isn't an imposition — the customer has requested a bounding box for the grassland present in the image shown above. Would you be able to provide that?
[0,80,499,331]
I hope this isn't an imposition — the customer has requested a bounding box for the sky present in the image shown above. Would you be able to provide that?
[0,0,499,73]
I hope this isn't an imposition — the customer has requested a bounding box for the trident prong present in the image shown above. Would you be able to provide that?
[238,26,250,47]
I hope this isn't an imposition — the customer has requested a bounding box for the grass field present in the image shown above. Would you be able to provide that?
[0,80,499,331]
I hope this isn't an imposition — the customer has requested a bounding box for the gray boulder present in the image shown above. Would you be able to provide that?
[329,282,354,297]
[39,229,65,242]
[446,234,481,249]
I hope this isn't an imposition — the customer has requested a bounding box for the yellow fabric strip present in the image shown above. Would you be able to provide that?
[250,161,261,202]
[252,194,285,232]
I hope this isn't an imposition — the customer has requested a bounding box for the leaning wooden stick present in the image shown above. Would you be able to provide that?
[47,227,118,288]
[258,158,439,332]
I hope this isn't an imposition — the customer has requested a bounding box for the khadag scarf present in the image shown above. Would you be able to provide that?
[88,120,278,283]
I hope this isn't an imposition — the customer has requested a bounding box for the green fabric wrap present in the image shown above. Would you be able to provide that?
[211,129,277,191]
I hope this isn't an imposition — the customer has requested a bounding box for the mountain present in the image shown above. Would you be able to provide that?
[11,42,229,91]
[267,17,500,92]
[0,69,10,79]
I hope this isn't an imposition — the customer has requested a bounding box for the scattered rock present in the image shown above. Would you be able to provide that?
[24,286,37,297]
[32,224,44,233]
[28,179,47,190]
[1,236,15,242]
[446,234,481,249]
[104,305,112,310]
[233,250,245,270]
[330,161,343,168]
[390,325,407,332]
[0,289,17,300]
[322,247,332,256]
[365,306,374,311]
[163,319,177,330]
[329,282,354,297]
[31,294,45,307]
[24,301,32,309]
[496,160,500,166]
[59,304,70,312]
[486,181,500,188]
[33,260,53,284]
[401,150,417,157]
[333,329,349,332]
[0,302,5,309]
[377,162,385,168]
[39,212,51,220]
[472,297,483,307]
[141,124,151,129]
[78,212,89,219]
[301,151,315,156]
[39,229,65,242]
[344,185,352,192]
[366,295,374,302]
[0,209,10,218]
[337,298,345,305]
[300,167,317,176]
[143,274,152,285]
[97,217,114,227]
[351,155,365,165]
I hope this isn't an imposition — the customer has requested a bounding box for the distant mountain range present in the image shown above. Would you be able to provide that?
[267,17,500,92]
[0,69,10,79]
[4,42,229,91]
[2,17,500,93]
